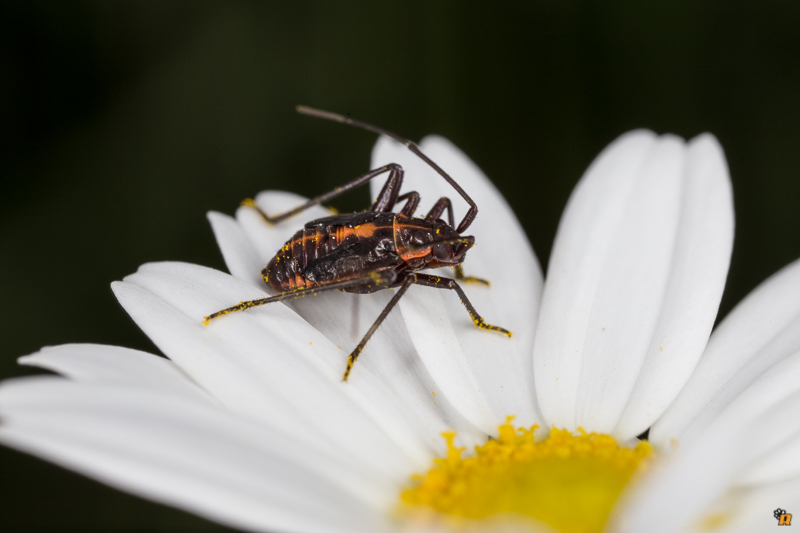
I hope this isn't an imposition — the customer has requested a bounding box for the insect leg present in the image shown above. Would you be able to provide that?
[425,197,455,227]
[396,191,420,217]
[242,164,404,225]
[411,273,511,337]
[203,271,396,325]
[453,264,490,286]
[343,275,414,382]
[371,165,405,213]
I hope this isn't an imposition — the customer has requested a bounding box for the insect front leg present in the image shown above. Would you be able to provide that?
[411,273,511,337]
[243,164,405,225]
[453,264,490,287]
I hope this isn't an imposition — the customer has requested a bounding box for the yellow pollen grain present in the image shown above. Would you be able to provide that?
[400,417,654,533]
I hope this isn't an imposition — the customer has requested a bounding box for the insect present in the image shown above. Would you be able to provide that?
[204,106,511,381]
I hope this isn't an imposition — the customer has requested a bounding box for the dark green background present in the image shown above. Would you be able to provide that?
[1,1,799,530]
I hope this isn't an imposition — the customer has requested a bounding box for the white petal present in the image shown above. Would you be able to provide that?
[19,344,213,403]
[534,130,689,432]
[371,135,543,432]
[614,134,734,440]
[115,261,434,476]
[290,287,485,454]
[0,377,391,533]
[112,279,306,435]
[397,285,502,433]
[617,341,800,529]
[736,432,800,486]
[703,351,800,459]
[572,135,685,433]
[207,211,265,289]
[533,131,657,430]
[651,257,800,450]
[665,341,800,453]
[614,390,800,533]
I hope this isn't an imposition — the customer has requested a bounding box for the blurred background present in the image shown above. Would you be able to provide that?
[1,1,799,530]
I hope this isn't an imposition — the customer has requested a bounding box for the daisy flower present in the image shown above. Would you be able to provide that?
[2,123,799,533]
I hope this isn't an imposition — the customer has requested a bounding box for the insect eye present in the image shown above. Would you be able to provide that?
[432,243,450,260]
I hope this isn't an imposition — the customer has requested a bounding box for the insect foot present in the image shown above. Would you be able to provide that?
[474,317,513,338]
[454,264,490,286]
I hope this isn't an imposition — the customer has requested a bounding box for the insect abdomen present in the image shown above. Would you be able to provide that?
[263,225,349,292]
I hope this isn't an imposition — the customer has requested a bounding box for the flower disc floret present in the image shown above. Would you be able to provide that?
[401,417,654,533]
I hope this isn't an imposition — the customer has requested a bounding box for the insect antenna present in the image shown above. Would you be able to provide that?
[296,105,478,234]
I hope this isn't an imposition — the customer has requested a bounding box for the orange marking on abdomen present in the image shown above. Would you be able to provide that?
[354,222,379,238]
[337,225,356,244]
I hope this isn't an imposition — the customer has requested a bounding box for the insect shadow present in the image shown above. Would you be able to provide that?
[204,106,511,381]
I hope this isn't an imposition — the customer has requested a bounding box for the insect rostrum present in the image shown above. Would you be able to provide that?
[204,107,511,381]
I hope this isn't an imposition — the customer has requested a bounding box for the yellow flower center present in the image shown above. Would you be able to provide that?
[400,417,654,533]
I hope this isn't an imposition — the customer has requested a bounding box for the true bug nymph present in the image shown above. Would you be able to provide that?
[204,106,511,381]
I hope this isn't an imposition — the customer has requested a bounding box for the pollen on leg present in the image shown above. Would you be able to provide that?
[472,316,512,337]
[400,417,654,533]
